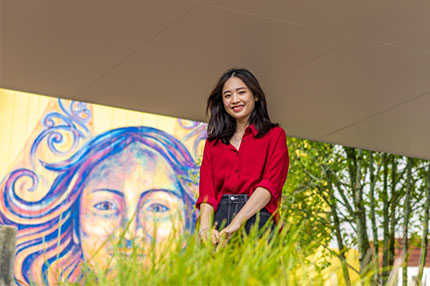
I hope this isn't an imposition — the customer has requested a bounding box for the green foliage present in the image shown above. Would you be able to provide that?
[284,136,430,284]
[62,224,336,286]
[283,138,335,267]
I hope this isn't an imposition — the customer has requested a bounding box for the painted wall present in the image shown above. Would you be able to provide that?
[0,89,206,285]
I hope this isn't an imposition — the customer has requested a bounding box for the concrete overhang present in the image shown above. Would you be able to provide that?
[1,1,430,159]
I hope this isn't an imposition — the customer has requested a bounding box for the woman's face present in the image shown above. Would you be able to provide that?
[78,143,185,270]
[222,76,257,125]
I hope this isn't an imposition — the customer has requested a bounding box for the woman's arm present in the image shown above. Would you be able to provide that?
[196,139,220,244]
[199,202,214,231]
[198,203,220,244]
[219,187,271,238]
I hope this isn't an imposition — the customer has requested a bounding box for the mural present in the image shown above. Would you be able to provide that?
[0,89,206,285]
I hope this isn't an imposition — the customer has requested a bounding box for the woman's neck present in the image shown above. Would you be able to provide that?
[235,120,250,134]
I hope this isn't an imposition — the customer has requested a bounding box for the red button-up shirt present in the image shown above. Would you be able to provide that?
[196,124,289,221]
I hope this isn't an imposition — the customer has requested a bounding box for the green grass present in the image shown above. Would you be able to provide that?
[58,222,341,286]
[41,220,414,286]
[58,218,409,286]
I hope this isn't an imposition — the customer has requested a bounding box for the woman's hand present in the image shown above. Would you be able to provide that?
[211,229,221,245]
[198,203,218,244]
[199,227,221,245]
[215,220,242,250]
[219,220,242,240]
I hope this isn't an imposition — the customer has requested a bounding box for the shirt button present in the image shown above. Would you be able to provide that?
[233,186,236,190]
[235,169,238,173]
[242,139,245,142]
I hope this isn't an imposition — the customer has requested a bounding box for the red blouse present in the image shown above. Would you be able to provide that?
[196,124,289,220]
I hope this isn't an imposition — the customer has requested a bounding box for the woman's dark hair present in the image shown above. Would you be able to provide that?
[206,68,278,144]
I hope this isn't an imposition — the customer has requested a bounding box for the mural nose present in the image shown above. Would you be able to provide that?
[121,214,137,236]
[123,226,136,243]
[118,236,147,257]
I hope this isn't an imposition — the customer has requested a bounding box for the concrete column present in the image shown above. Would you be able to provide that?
[0,225,17,286]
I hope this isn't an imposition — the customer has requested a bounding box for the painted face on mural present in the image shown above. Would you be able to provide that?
[78,142,185,269]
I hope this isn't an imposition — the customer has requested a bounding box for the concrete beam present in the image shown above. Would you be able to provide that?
[0,225,17,286]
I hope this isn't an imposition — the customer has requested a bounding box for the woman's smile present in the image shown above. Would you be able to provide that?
[232,105,244,112]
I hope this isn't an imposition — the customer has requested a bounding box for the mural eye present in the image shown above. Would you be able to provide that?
[94,201,117,211]
[146,203,169,213]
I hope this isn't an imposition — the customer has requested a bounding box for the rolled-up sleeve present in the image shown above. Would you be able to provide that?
[254,129,289,209]
[195,139,218,211]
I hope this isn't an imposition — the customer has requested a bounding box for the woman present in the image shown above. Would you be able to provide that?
[196,68,289,244]
[0,126,198,285]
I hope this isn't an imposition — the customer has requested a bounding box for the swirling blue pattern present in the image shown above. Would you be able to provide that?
[30,99,91,165]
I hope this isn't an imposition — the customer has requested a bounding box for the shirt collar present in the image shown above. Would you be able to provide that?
[246,124,258,137]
